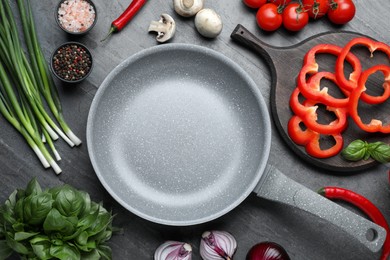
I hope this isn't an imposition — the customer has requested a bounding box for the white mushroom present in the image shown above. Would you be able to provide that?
[173,0,204,17]
[194,8,223,38]
[148,14,176,43]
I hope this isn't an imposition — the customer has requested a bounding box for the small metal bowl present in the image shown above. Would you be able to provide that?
[55,0,97,36]
[51,41,93,84]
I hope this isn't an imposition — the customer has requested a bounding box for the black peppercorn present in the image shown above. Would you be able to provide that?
[52,43,92,82]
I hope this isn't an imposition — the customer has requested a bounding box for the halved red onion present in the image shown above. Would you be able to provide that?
[154,241,192,260]
[246,242,290,260]
[200,230,237,260]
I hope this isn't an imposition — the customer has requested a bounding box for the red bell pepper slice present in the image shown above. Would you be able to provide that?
[297,43,361,96]
[335,37,390,97]
[288,115,344,158]
[357,64,390,104]
[288,115,316,145]
[349,64,390,133]
[298,71,349,107]
[289,88,348,134]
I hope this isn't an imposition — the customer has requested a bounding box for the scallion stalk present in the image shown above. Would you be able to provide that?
[17,0,82,146]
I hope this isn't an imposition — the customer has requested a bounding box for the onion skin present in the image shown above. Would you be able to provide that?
[200,230,237,260]
[154,241,192,260]
[246,242,290,260]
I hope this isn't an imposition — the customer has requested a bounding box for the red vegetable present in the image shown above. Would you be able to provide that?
[269,0,292,6]
[256,3,283,32]
[289,88,349,135]
[318,186,390,260]
[335,37,390,98]
[282,3,309,32]
[298,71,349,108]
[298,43,361,94]
[348,64,390,133]
[243,0,267,9]
[101,0,147,42]
[246,242,290,260]
[288,115,344,158]
[327,0,356,25]
[302,0,329,19]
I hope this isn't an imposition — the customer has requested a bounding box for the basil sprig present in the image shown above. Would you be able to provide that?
[0,178,116,260]
[341,140,390,163]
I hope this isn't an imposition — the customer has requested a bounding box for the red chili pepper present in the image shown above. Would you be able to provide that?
[319,186,390,260]
[335,37,390,97]
[101,0,148,42]
[288,115,344,158]
[299,71,350,108]
[297,43,361,95]
[289,87,349,134]
[349,64,390,133]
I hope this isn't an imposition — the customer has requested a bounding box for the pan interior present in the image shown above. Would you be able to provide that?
[87,44,271,225]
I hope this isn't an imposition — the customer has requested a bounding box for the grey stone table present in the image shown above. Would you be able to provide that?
[1,0,390,259]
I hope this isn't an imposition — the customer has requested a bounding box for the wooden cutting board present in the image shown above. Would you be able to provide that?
[231,24,390,173]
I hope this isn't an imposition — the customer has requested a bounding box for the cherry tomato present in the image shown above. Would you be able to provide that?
[256,3,283,32]
[243,0,267,9]
[302,0,329,19]
[282,3,309,31]
[269,0,292,6]
[327,0,356,25]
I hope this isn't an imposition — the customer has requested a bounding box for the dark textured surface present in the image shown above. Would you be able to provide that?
[1,0,390,259]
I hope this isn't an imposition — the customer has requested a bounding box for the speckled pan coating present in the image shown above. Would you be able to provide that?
[86,44,272,226]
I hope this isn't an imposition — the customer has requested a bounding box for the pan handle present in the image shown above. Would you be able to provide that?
[254,165,386,253]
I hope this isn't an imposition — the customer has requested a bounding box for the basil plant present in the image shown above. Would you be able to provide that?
[0,178,116,259]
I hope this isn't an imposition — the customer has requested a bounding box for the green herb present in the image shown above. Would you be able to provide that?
[341,139,390,163]
[0,178,116,260]
[0,0,82,174]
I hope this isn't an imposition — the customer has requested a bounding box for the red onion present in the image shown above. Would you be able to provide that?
[154,241,192,260]
[246,242,290,260]
[200,230,237,260]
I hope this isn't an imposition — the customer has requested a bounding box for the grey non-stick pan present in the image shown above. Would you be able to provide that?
[86,43,386,252]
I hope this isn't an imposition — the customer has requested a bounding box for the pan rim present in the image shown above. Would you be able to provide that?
[86,43,272,226]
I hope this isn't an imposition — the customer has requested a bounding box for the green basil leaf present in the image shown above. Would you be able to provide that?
[87,211,112,237]
[43,209,77,236]
[75,231,89,246]
[368,141,390,163]
[5,235,30,254]
[25,178,42,196]
[0,240,13,259]
[52,185,86,217]
[81,249,101,260]
[23,192,53,226]
[31,239,51,260]
[50,243,81,260]
[97,245,112,260]
[76,240,96,252]
[341,139,368,161]
[14,231,39,241]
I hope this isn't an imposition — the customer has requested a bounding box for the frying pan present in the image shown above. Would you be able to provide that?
[86,43,386,252]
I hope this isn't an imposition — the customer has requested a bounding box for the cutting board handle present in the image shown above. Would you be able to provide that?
[230,24,278,92]
[254,165,387,253]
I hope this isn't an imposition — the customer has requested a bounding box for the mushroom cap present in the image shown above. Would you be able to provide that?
[148,13,176,43]
[194,8,223,38]
[173,0,204,17]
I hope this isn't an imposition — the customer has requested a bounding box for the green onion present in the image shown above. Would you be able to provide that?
[17,0,82,146]
[0,0,82,174]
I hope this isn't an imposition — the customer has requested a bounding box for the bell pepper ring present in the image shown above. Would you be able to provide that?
[335,37,390,96]
[349,64,390,133]
[298,71,350,108]
[289,88,349,134]
[297,43,361,95]
[288,115,344,158]
[357,64,390,104]
[288,115,317,145]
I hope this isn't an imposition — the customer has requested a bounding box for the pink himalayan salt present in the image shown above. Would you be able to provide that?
[58,0,96,33]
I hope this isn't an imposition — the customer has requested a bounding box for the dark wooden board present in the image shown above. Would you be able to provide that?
[231,25,390,172]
